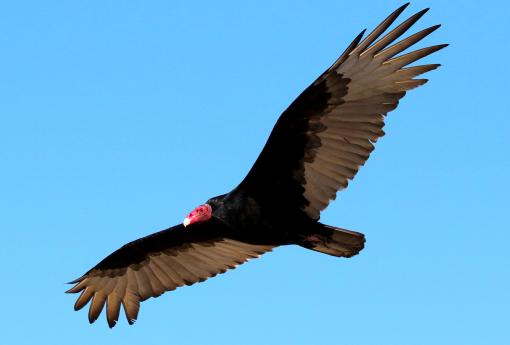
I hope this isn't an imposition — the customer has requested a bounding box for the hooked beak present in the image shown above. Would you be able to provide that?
[183,217,191,227]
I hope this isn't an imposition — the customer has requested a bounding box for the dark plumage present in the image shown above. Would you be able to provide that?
[67,3,446,328]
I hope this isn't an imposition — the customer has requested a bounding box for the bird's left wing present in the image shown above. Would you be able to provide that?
[66,221,274,327]
[238,4,447,219]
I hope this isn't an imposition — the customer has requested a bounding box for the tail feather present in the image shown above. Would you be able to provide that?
[299,223,365,258]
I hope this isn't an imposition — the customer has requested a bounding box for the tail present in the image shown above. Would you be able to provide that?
[299,223,365,258]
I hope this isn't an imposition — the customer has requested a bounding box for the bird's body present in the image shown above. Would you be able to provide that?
[67,3,446,328]
[206,191,356,251]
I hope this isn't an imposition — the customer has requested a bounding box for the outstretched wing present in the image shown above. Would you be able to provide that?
[238,3,447,219]
[66,220,274,328]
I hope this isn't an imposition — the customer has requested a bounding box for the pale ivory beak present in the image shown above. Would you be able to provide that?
[183,217,191,227]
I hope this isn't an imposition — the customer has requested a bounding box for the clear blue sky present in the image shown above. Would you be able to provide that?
[1,1,508,344]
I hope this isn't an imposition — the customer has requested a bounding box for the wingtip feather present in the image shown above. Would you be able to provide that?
[66,277,83,285]
[352,3,411,55]
[430,23,441,31]
[398,2,411,14]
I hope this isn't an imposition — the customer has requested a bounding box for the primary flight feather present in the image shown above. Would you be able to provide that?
[67,3,446,328]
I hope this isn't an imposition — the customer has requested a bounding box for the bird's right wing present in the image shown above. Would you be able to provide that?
[66,221,274,327]
[238,3,446,220]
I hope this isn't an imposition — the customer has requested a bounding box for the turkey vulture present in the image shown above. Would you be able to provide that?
[67,3,446,328]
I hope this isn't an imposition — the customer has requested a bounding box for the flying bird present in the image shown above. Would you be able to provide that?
[67,3,446,328]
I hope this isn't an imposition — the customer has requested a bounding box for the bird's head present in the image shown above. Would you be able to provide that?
[183,204,213,227]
